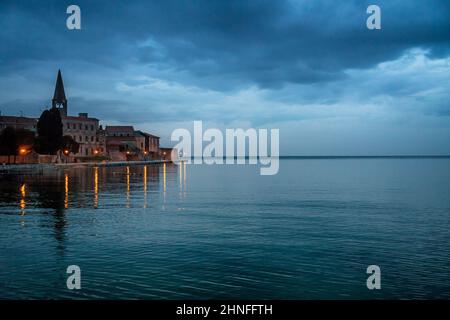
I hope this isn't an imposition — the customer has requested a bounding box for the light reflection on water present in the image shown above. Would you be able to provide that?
[0,159,450,299]
[8,165,175,212]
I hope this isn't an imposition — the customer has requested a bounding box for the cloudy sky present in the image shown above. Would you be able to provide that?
[0,0,449,155]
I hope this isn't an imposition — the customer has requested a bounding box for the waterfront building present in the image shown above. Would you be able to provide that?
[105,126,162,160]
[105,126,140,161]
[0,115,38,132]
[105,125,135,138]
[134,130,160,159]
[62,113,105,157]
[52,70,106,157]
[159,147,176,161]
[1,70,166,161]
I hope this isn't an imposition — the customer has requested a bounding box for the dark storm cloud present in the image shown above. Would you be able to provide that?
[1,0,449,89]
[1,0,450,155]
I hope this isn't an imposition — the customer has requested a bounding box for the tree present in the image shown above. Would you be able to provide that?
[15,128,35,146]
[0,127,36,164]
[35,108,63,155]
[0,127,18,163]
[62,135,79,155]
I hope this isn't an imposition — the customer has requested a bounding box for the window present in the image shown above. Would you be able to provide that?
[91,136,94,142]
[91,125,94,131]
[79,136,82,142]
[79,124,82,130]
[85,136,88,142]
[73,124,76,129]
[67,123,70,129]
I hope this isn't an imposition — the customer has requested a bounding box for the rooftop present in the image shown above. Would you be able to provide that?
[64,115,99,121]
[134,130,160,139]
[0,115,38,123]
[52,69,67,103]
[105,125,135,132]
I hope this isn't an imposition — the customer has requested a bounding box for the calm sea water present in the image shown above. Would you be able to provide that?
[0,158,449,299]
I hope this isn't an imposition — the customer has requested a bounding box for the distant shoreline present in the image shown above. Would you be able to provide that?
[1,156,449,172]
[277,155,450,159]
[183,155,450,160]
[0,160,170,171]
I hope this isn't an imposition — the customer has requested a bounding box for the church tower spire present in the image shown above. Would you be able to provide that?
[52,69,67,117]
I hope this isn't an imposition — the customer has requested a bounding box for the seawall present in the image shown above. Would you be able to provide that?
[0,160,170,172]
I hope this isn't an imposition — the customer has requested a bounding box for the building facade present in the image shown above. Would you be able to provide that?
[1,69,167,161]
[52,70,105,157]
[0,115,37,132]
[105,126,161,161]
[159,147,176,161]
[135,130,160,158]
[62,114,105,157]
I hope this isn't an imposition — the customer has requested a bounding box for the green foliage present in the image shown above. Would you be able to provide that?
[0,127,18,156]
[0,127,35,163]
[0,127,35,154]
[35,108,63,155]
[15,128,35,146]
[62,135,80,154]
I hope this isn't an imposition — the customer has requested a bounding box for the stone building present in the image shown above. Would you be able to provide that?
[1,70,163,161]
[159,147,176,161]
[0,115,37,132]
[62,113,105,157]
[105,126,161,161]
[52,70,106,157]
[105,126,139,161]
[135,130,160,159]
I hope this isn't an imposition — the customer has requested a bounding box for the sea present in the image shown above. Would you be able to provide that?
[0,157,449,299]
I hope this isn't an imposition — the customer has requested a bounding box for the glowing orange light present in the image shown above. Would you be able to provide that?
[63,149,69,155]
[19,147,27,155]
[64,174,69,209]
[144,151,148,155]
[20,184,26,197]
[163,162,166,193]
[94,167,99,208]
[126,151,131,155]
[20,183,26,211]
[94,150,99,155]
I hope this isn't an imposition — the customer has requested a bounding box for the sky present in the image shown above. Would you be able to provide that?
[0,0,449,155]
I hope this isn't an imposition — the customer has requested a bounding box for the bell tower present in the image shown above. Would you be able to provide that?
[52,69,68,117]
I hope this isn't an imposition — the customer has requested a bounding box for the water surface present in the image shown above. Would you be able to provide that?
[1,159,449,299]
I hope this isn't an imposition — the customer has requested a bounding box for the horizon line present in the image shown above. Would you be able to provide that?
[184,155,450,159]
